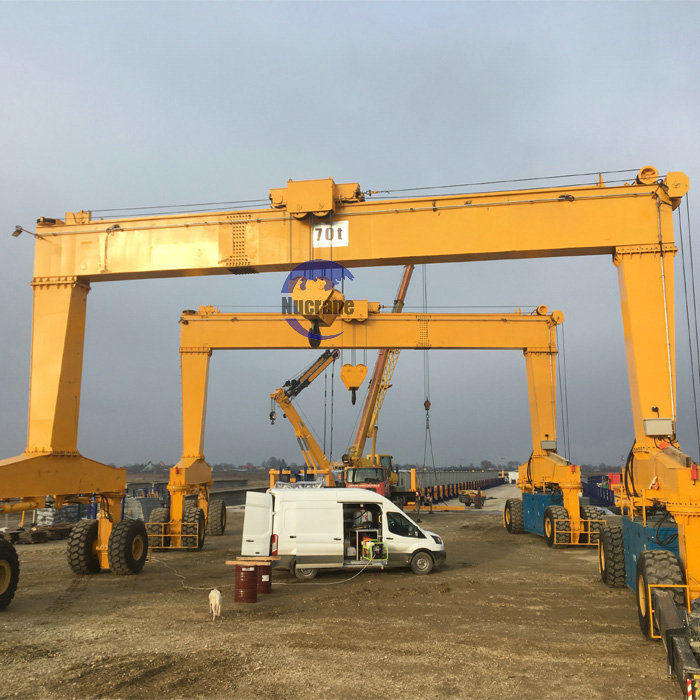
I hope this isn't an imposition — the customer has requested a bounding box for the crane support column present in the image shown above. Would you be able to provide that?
[614,244,677,448]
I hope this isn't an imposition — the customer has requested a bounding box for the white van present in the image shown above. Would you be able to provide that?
[241,488,446,580]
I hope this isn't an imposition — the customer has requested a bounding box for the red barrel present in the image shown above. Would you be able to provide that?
[234,565,258,603]
[257,564,272,594]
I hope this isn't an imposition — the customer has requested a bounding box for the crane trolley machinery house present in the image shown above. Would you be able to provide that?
[2,167,697,697]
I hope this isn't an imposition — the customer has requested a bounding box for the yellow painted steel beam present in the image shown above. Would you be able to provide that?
[31,172,687,280]
[179,307,561,351]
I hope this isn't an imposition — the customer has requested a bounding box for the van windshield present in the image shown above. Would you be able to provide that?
[346,468,384,484]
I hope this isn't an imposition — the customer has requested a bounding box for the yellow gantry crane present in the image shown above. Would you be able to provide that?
[1,168,697,696]
[174,301,563,509]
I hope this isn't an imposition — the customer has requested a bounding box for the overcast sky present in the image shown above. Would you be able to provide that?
[1,1,699,469]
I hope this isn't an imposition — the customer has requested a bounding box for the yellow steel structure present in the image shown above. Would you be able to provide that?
[2,166,695,598]
[174,303,563,501]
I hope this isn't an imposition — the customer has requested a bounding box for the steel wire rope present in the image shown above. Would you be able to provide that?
[685,195,700,461]
[560,322,572,462]
[677,203,700,460]
[366,169,641,196]
[555,325,568,462]
[421,265,437,470]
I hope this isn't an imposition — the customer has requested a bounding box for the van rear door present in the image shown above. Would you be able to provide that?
[241,492,273,556]
[295,502,343,568]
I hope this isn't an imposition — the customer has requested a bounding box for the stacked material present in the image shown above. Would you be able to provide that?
[125,497,163,522]
[36,504,85,525]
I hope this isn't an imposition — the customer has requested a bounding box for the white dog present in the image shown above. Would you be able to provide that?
[209,588,222,621]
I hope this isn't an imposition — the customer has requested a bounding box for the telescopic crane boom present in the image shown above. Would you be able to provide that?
[269,350,339,485]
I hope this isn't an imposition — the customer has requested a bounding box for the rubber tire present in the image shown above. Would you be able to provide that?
[504,498,524,534]
[67,519,100,574]
[146,507,170,549]
[410,550,434,575]
[206,499,226,536]
[581,504,605,544]
[108,519,148,575]
[0,539,20,610]
[543,505,570,548]
[599,524,626,588]
[294,566,318,581]
[636,549,685,639]
[183,507,206,551]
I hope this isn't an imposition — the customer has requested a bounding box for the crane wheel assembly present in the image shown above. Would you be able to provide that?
[504,498,524,534]
[182,507,206,551]
[67,519,101,574]
[146,508,171,549]
[543,506,571,548]
[598,524,626,588]
[0,539,20,609]
[206,499,227,536]
[107,519,149,575]
[636,550,685,638]
[580,505,605,544]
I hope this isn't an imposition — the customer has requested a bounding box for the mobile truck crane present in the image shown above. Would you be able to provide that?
[268,349,340,486]
[4,168,695,698]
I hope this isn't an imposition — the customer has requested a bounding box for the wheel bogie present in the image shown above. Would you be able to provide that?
[108,519,149,575]
[206,499,227,536]
[67,519,100,575]
[543,505,570,548]
[504,498,524,534]
[599,523,626,588]
[147,507,171,549]
[635,549,685,638]
[183,506,206,551]
[0,539,20,609]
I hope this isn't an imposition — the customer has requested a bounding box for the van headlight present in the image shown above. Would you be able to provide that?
[431,535,443,545]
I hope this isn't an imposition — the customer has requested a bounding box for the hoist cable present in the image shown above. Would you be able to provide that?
[329,361,335,461]
[367,169,640,196]
[323,370,328,455]
[555,326,568,461]
[678,204,700,460]
[560,323,572,462]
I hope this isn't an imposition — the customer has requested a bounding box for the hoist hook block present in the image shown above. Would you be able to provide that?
[424,399,431,412]
[341,364,368,401]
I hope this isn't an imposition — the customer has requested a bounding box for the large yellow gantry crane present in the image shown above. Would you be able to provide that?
[2,168,697,695]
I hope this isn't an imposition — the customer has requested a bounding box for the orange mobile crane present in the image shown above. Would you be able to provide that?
[2,169,697,696]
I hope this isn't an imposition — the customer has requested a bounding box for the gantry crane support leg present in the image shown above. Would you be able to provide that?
[163,349,214,548]
[0,278,125,567]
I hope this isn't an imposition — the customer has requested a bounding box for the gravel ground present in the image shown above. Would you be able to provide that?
[0,486,678,699]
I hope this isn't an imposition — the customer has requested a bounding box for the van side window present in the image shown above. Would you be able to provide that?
[387,512,425,538]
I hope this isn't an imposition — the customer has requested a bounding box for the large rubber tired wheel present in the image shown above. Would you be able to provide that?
[206,499,227,536]
[504,498,524,534]
[67,519,100,574]
[108,519,149,575]
[146,507,170,549]
[543,505,570,548]
[0,539,20,610]
[636,549,685,639]
[599,523,626,588]
[581,504,605,544]
[183,507,206,551]
[410,551,434,575]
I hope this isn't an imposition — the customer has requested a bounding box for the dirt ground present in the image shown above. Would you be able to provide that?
[0,485,678,699]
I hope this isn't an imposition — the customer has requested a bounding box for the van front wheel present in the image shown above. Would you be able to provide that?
[410,551,434,575]
[294,566,318,581]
